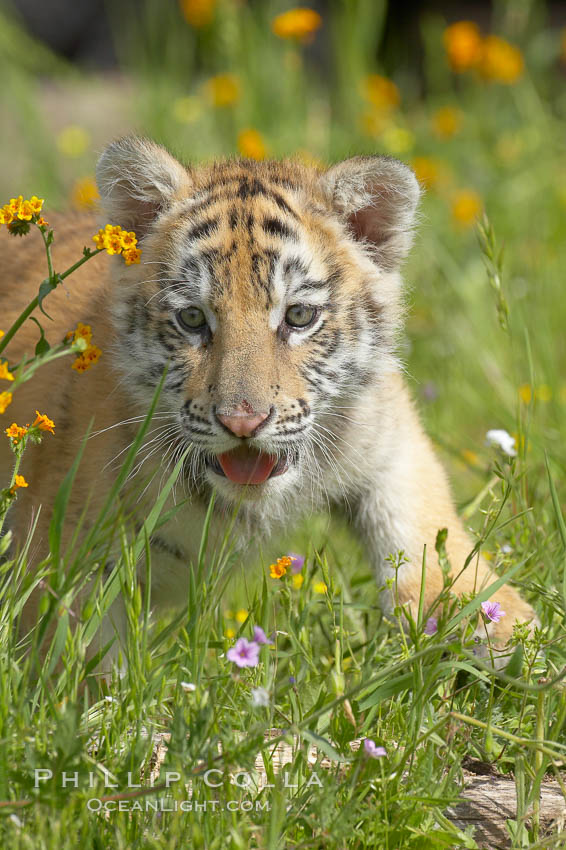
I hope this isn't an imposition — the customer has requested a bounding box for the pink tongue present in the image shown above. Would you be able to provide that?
[217,446,277,485]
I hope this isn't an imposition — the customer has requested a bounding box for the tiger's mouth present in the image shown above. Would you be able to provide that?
[208,445,290,485]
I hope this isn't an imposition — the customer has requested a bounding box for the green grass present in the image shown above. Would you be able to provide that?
[1,1,566,847]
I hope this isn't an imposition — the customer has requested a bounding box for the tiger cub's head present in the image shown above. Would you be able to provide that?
[96,137,419,507]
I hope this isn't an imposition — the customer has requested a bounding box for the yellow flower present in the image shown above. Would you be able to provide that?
[5,423,28,444]
[292,573,304,590]
[225,627,236,639]
[313,581,327,594]
[179,0,215,28]
[0,330,4,339]
[205,74,240,108]
[28,196,44,215]
[411,156,441,189]
[10,474,28,493]
[32,411,55,434]
[361,74,400,111]
[0,362,14,382]
[56,125,90,158]
[237,129,267,160]
[36,217,48,227]
[235,608,248,624]
[271,7,322,42]
[92,229,107,250]
[451,190,482,227]
[0,206,14,225]
[443,21,483,72]
[105,234,123,256]
[17,200,33,221]
[0,392,12,414]
[119,230,138,250]
[518,383,532,404]
[123,247,142,266]
[432,106,462,139]
[269,556,292,579]
[479,35,523,84]
[8,197,23,216]
[71,177,99,210]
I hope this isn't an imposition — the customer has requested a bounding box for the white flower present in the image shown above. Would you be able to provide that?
[9,814,22,828]
[251,687,270,707]
[485,429,517,457]
[180,681,196,692]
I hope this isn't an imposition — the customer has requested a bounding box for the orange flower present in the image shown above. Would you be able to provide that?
[361,74,400,111]
[451,190,482,227]
[443,21,482,72]
[10,474,28,493]
[0,392,12,414]
[179,0,215,28]
[5,423,28,444]
[237,129,267,160]
[123,247,142,266]
[205,74,240,108]
[32,411,55,434]
[72,345,102,373]
[269,556,292,579]
[271,7,322,42]
[69,322,93,346]
[36,217,48,227]
[479,35,523,83]
[432,106,462,139]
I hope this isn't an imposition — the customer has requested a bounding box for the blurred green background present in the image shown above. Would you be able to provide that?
[1,0,566,511]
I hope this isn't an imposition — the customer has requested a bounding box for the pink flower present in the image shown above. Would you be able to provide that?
[253,626,273,645]
[288,553,305,574]
[226,638,260,668]
[363,738,386,758]
[424,617,438,635]
[481,600,505,623]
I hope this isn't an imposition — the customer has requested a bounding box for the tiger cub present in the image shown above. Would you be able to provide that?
[0,137,535,665]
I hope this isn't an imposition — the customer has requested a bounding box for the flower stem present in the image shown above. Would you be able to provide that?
[0,245,103,357]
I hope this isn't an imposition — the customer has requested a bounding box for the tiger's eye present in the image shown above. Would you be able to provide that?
[285,304,317,329]
[177,307,207,331]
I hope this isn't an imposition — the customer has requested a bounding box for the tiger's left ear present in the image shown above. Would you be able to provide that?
[319,155,420,270]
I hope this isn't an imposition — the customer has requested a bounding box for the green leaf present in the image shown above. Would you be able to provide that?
[358,672,414,710]
[300,728,351,763]
[29,316,50,356]
[37,277,58,319]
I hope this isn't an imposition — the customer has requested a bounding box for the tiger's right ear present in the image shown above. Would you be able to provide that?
[96,136,192,236]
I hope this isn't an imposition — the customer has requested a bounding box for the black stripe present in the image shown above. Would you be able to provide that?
[262,217,297,241]
[187,217,219,242]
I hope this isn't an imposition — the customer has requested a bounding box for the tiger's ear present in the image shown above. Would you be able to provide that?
[319,155,420,270]
[96,136,192,236]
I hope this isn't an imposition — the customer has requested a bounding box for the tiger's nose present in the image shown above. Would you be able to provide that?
[215,403,271,438]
